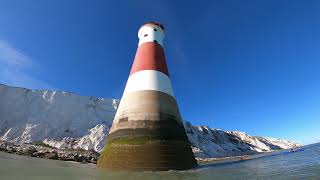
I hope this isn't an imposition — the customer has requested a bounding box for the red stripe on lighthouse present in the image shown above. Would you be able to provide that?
[130,42,169,76]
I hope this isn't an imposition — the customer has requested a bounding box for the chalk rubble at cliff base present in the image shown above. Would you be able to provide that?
[0,140,99,163]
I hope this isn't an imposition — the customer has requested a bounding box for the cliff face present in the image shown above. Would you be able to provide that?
[184,122,299,158]
[0,84,118,143]
[0,84,299,158]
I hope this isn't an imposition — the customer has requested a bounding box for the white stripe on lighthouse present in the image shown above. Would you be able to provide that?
[123,70,175,97]
[138,25,165,47]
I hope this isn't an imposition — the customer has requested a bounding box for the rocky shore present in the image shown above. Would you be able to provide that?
[0,140,99,164]
[0,139,299,166]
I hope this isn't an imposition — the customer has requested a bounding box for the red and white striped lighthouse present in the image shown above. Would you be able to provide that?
[97,22,197,171]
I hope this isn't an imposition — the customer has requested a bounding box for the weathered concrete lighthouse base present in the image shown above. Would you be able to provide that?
[97,90,197,170]
[97,138,197,171]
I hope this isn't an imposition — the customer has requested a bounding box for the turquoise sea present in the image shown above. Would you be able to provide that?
[0,143,319,180]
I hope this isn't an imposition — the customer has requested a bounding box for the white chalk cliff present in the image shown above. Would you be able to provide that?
[0,84,299,158]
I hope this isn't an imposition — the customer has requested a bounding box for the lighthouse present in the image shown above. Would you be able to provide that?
[97,22,197,171]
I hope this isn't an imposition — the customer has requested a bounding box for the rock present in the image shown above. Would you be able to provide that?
[17,150,24,155]
[61,156,74,161]
[74,155,87,162]
[32,152,45,158]
[44,152,58,159]
[6,146,16,153]
[91,160,97,164]
[23,146,37,155]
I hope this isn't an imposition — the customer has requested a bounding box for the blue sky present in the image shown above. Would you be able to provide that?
[0,0,319,144]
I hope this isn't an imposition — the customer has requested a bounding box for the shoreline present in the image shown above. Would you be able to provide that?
[197,153,265,165]
[0,140,99,164]
[0,140,283,166]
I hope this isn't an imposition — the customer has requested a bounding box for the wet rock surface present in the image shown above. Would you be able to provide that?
[0,140,99,164]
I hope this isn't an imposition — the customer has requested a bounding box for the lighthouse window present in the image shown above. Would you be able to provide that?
[154,28,157,31]
[144,34,148,37]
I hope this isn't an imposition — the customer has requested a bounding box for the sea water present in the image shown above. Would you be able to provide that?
[0,143,319,180]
